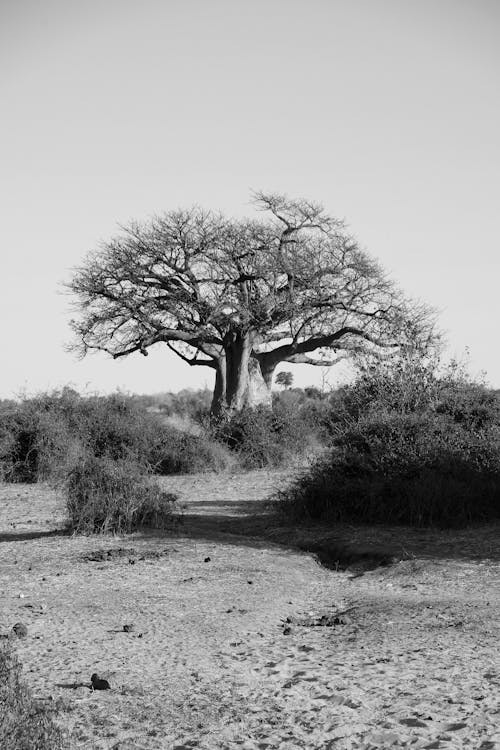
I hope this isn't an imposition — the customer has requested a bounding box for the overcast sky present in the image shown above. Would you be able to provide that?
[1,0,499,398]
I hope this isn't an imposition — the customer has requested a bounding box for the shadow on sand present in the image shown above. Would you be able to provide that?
[0,528,68,544]
[55,681,89,690]
[140,504,500,569]
[2,493,499,569]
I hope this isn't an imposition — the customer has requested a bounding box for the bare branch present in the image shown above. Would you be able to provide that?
[67,192,438,412]
[259,327,400,368]
[284,353,350,366]
[166,342,217,368]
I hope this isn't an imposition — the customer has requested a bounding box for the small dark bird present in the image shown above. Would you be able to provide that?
[12,622,28,638]
[204,557,211,563]
[122,624,134,632]
[90,673,111,691]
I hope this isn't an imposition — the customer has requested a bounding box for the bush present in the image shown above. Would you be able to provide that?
[212,403,323,469]
[0,403,77,483]
[434,380,500,431]
[0,641,69,750]
[65,456,178,534]
[276,410,500,527]
[157,388,212,423]
[329,355,500,426]
[0,389,230,482]
[152,429,234,474]
[0,390,114,483]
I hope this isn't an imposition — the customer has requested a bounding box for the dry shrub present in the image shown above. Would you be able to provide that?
[151,388,212,422]
[0,641,69,750]
[277,411,500,527]
[65,456,178,534]
[0,389,231,482]
[213,404,322,469]
[153,430,235,474]
[275,358,500,528]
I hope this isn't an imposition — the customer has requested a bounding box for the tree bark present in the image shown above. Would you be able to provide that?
[210,358,227,416]
[246,356,274,409]
[224,332,252,412]
[209,339,276,416]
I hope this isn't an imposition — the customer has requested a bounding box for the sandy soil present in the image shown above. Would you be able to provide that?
[0,472,499,749]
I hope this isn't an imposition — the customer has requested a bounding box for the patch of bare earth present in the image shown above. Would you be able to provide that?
[0,473,499,749]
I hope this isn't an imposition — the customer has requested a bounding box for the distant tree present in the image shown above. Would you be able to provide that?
[275,371,294,389]
[68,192,437,416]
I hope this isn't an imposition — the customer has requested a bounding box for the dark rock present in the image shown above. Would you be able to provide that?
[12,622,28,638]
[90,673,111,691]
[400,717,428,728]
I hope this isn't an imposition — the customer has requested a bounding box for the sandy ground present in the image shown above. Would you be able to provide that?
[0,472,499,749]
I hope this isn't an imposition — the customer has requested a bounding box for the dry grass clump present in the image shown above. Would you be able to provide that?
[65,455,179,534]
[0,641,69,750]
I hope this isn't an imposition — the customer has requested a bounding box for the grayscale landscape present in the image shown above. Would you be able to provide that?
[1,472,499,748]
[1,1,499,748]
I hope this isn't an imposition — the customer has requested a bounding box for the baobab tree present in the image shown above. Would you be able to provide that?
[68,192,436,415]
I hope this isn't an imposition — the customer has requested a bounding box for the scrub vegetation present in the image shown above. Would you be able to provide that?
[0,640,69,750]
[1,354,499,530]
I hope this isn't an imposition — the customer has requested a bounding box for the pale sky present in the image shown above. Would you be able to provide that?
[1,0,499,398]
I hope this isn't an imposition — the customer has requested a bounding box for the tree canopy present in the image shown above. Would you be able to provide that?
[275,371,294,389]
[68,192,437,414]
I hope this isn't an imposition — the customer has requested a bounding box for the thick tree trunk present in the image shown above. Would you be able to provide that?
[209,339,277,417]
[223,331,252,413]
[246,356,274,409]
[210,358,227,416]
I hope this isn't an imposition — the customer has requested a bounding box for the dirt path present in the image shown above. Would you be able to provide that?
[0,473,499,749]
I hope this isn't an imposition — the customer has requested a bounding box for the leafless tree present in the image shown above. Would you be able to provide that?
[68,192,437,415]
